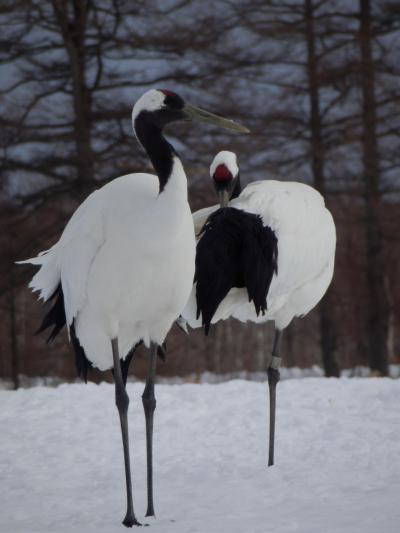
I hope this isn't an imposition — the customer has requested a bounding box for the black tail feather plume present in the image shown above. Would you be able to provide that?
[195,207,278,334]
[36,283,92,381]
[70,322,92,383]
[35,285,66,343]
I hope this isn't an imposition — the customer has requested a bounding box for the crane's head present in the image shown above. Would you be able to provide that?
[210,151,240,207]
[132,89,249,134]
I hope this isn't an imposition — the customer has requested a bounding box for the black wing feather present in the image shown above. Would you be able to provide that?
[195,209,244,334]
[195,207,278,334]
[242,223,278,316]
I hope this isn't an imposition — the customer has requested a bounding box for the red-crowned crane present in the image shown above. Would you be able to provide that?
[182,150,336,467]
[18,98,248,527]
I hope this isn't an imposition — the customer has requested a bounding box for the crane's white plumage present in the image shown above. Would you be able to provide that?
[19,93,249,527]
[182,150,336,470]
[183,154,336,331]
[131,89,167,129]
[22,159,194,371]
[21,90,196,371]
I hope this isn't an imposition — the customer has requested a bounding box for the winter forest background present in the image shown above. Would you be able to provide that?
[0,0,399,387]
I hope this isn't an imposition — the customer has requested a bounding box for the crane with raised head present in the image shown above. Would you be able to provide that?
[19,99,248,527]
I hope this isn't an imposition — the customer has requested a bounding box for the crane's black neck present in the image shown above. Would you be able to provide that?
[231,174,242,200]
[134,111,177,193]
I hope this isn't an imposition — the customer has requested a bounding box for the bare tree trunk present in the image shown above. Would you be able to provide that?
[255,325,266,371]
[213,323,223,374]
[234,321,245,372]
[304,0,340,377]
[285,323,294,367]
[8,288,20,390]
[385,276,394,370]
[359,0,389,376]
[52,0,94,192]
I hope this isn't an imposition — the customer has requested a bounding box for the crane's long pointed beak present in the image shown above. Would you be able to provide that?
[183,104,250,133]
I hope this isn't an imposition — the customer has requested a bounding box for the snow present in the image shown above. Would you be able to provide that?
[1,378,399,533]
[2,364,400,391]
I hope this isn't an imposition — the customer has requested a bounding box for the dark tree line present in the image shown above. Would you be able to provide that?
[0,0,399,387]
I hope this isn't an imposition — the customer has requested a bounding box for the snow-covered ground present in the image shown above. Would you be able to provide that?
[1,378,399,533]
[1,364,400,390]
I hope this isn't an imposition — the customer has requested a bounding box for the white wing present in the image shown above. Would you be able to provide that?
[20,163,196,370]
[17,244,60,303]
[183,179,336,329]
[19,188,105,326]
[58,192,105,326]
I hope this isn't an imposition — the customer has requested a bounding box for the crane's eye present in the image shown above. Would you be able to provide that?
[159,89,184,110]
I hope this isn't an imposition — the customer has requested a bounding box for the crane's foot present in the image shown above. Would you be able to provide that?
[145,509,155,518]
[122,512,142,527]
[267,365,280,467]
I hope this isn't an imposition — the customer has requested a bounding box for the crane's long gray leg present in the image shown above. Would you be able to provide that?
[142,342,158,517]
[111,338,140,527]
[267,329,283,467]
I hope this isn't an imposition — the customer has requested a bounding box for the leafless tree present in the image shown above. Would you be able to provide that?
[0,0,399,385]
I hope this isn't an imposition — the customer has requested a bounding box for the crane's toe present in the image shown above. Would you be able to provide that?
[122,513,142,527]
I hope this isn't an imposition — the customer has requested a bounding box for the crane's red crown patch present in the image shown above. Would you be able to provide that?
[160,89,179,98]
[214,164,232,182]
